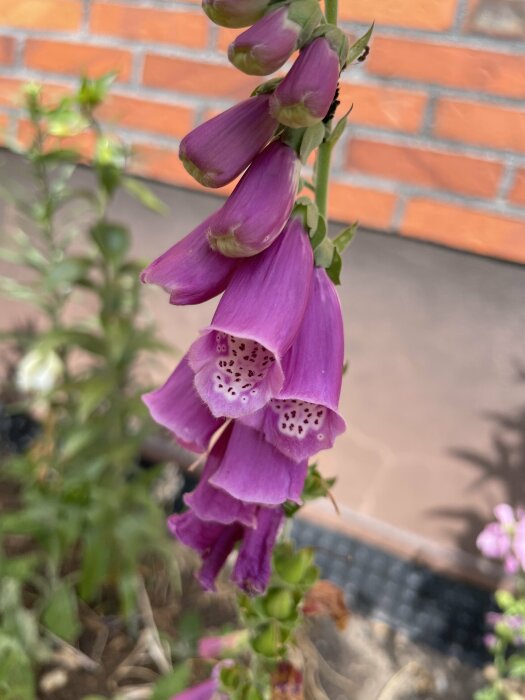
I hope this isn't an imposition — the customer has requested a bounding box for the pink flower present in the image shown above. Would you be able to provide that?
[476,503,525,574]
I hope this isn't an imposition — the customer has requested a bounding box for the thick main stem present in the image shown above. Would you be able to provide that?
[314,0,338,220]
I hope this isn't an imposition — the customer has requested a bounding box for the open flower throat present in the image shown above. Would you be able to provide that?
[270,399,326,440]
[214,334,276,403]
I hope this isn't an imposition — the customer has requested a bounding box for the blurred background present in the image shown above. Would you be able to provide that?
[1,0,525,671]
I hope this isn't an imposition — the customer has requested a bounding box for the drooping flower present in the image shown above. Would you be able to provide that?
[228,0,323,76]
[168,505,283,592]
[142,354,224,453]
[184,423,258,527]
[190,218,313,418]
[208,421,308,505]
[140,214,237,305]
[202,0,273,28]
[179,95,277,188]
[242,266,346,462]
[270,36,340,127]
[207,140,300,258]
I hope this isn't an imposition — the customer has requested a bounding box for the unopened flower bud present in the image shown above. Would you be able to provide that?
[264,588,296,620]
[179,95,277,188]
[228,0,323,76]
[207,140,300,258]
[274,545,315,584]
[251,620,283,658]
[270,36,339,127]
[203,0,273,28]
[17,348,63,394]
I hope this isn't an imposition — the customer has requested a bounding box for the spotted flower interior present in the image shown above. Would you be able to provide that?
[270,398,326,441]
[213,333,276,404]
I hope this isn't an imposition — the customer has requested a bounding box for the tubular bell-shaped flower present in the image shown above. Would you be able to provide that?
[140,214,237,305]
[170,677,224,700]
[270,36,340,127]
[142,354,224,453]
[179,95,277,188]
[242,266,346,461]
[184,423,258,527]
[203,0,273,28]
[228,0,323,76]
[207,141,300,258]
[208,421,308,505]
[190,218,313,418]
[168,505,283,592]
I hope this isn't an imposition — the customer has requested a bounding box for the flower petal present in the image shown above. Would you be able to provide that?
[142,355,224,453]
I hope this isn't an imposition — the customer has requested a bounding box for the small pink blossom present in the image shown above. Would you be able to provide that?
[477,504,525,574]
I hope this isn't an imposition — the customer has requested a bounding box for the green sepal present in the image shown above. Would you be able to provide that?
[327,106,352,147]
[292,195,319,235]
[326,247,342,284]
[310,214,326,248]
[310,24,349,67]
[299,121,326,163]
[77,72,118,110]
[347,23,374,65]
[252,77,283,96]
[314,236,335,268]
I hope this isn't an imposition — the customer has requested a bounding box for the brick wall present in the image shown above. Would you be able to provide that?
[1,0,524,263]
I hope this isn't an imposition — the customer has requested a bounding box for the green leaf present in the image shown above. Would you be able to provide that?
[150,665,190,700]
[46,109,89,138]
[45,257,91,288]
[75,375,112,421]
[77,72,118,109]
[347,23,374,65]
[326,248,342,284]
[314,237,335,268]
[42,583,80,643]
[508,654,525,678]
[123,177,168,214]
[333,222,358,253]
[79,530,112,600]
[299,122,326,163]
[90,220,130,264]
[309,215,326,249]
[327,107,352,147]
[473,688,501,700]
[251,77,283,96]
[0,634,35,700]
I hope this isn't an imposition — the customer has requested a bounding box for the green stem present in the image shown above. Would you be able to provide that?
[314,0,338,219]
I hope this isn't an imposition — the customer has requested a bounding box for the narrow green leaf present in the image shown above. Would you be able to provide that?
[327,107,353,147]
[42,583,80,643]
[123,177,168,214]
[347,23,374,65]
[326,247,342,285]
[333,222,358,253]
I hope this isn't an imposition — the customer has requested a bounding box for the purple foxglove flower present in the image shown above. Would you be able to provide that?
[270,36,339,127]
[168,509,243,591]
[184,424,258,527]
[203,0,272,27]
[142,355,224,453]
[207,141,301,258]
[208,421,308,505]
[168,505,283,592]
[198,630,248,658]
[476,521,512,561]
[170,671,227,700]
[228,0,322,76]
[189,218,313,418]
[232,505,284,594]
[179,95,277,188]
[242,266,346,462]
[140,214,237,305]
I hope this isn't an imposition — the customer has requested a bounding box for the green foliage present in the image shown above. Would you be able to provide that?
[0,75,178,695]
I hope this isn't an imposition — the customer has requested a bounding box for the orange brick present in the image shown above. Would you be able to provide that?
[0,112,9,145]
[510,169,525,207]
[217,27,240,53]
[434,98,525,153]
[143,55,259,98]
[340,0,456,30]
[98,95,194,139]
[24,40,132,82]
[346,139,503,198]
[329,181,396,229]
[0,37,15,65]
[90,3,208,49]
[402,199,525,263]
[368,37,525,99]
[131,143,236,196]
[0,0,82,30]
[338,82,427,133]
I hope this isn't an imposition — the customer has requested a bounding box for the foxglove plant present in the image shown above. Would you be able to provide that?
[142,0,373,695]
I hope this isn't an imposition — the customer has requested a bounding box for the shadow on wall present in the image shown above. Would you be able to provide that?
[429,361,525,555]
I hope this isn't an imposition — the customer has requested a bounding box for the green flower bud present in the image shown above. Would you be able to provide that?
[251,620,283,658]
[264,588,296,620]
[274,545,315,584]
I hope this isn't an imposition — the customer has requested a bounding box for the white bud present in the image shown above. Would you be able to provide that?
[17,348,63,394]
